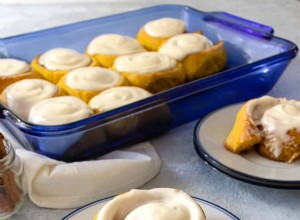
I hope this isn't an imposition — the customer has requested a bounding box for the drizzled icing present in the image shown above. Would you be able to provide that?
[28,96,93,125]
[96,188,205,220]
[159,33,212,61]
[246,96,300,158]
[65,67,121,90]
[114,52,177,74]
[89,86,152,112]
[38,48,91,70]
[144,17,186,38]
[4,79,58,121]
[87,34,145,56]
[0,58,30,77]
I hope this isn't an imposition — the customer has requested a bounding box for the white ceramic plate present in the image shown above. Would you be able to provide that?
[62,196,239,220]
[194,103,300,188]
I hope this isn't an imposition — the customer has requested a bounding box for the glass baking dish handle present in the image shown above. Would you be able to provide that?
[205,11,274,39]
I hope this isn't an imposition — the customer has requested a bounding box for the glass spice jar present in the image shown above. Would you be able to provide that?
[0,133,26,219]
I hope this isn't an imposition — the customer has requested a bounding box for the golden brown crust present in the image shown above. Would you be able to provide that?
[85,51,117,68]
[136,27,170,51]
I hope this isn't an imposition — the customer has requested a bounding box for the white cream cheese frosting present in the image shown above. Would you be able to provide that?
[96,188,205,220]
[87,34,146,56]
[114,52,177,74]
[28,96,93,125]
[144,17,186,38]
[38,48,91,70]
[4,79,58,121]
[89,86,152,112]
[246,95,300,158]
[65,67,121,91]
[159,33,212,61]
[0,58,30,77]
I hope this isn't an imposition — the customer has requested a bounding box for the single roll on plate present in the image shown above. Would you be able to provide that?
[159,33,227,81]
[57,66,128,103]
[0,79,65,121]
[28,96,93,125]
[31,48,98,83]
[94,188,206,220]
[113,52,185,93]
[137,17,186,51]
[86,34,146,68]
[0,58,41,93]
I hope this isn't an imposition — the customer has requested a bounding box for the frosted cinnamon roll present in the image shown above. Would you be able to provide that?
[31,48,98,83]
[86,34,146,68]
[225,96,300,163]
[89,86,152,113]
[137,17,186,51]
[94,188,206,220]
[0,58,41,93]
[57,66,128,103]
[0,79,65,121]
[28,96,93,125]
[112,52,185,93]
[159,33,227,81]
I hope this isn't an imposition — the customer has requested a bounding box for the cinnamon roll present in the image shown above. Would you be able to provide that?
[94,188,206,220]
[112,52,185,93]
[0,79,65,121]
[137,17,186,51]
[0,58,41,93]
[57,66,128,103]
[31,48,98,83]
[159,33,227,82]
[225,96,300,163]
[28,96,93,125]
[86,34,146,68]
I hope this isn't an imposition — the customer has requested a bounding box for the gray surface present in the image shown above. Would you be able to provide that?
[1,0,300,219]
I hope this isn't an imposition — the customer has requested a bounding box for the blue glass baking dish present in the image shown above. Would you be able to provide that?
[0,4,298,161]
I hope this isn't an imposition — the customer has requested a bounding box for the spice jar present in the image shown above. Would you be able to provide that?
[0,133,25,219]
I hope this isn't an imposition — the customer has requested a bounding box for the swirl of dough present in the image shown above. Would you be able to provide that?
[65,67,122,91]
[38,48,91,70]
[159,33,212,61]
[0,58,30,77]
[89,86,152,112]
[28,96,93,125]
[96,188,205,220]
[144,17,186,38]
[114,52,177,74]
[87,34,146,56]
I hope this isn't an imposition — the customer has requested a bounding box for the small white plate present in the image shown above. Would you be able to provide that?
[194,103,300,188]
[62,196,239,220]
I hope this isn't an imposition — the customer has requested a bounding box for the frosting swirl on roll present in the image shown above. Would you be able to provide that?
[114,52,177,74]
[4,79,58,120]
[38,48,91,70]
[159,33,212,61]
[87,34,146,56]
[89,86,152,112]
[144,17,186,38]
[96,188,205,220]
[28,96,93,125]
[65,67,121,90]
[0,58,30,77]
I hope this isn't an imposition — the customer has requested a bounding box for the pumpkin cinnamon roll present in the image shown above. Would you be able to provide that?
[137,17,186,51]
[112,52,185,93]
[86,34,146,68]
[57,66,128,103]
[225,96,300,163]
[94,188,206,220]
[0,58,41,93]
[31,48,98,84]
[159,33,227,82]
[0,79,65,121]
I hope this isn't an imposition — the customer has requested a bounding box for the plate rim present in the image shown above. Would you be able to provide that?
[62,195,240,220]
[193,102,300,189]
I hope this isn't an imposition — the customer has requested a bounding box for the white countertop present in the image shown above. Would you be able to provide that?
[1,0,300,219]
